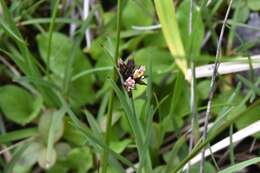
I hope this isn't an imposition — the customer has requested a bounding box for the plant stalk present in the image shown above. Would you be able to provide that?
[101,0,122,172]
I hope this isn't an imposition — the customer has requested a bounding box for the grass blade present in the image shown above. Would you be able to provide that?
[154,0,188,76]
[218,157,260,173]
[46,0,61,78]
[46,108,66,167]
[0,128,37,144]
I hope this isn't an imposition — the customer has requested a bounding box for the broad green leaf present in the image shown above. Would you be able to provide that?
[154,0,188,76]
[164,136,186,172]
[4,144,29,173]
[37,32,95,106]
[38,110,64,144]
[0,85,42,125]
[122,0,154,29]
[37,32,85,76]
[197,80,211,100]
[231,2,249,23]
[66,147,93,173]
[55,142,71,161]
[218,157,260,173]
[190,162,216,173]
[38,147,57,169]
[247,0,260,11]
[46,108,66,167]
[149,123,162,164]
[13,142,42,173]
[110,139,131,154]
[165,73,188,133]
[63,117,86,146]
[143,31,167,48]
[134,47,173,84]
[212,90,246,116]
[95,54,114,81]
[119,112,132,134]
[153,166,167,173]
[235,105,260,138]
[133,84,147,99]
[89,36,115,61]
[47,163,69,173]
[123,35,144,51]
[99,110,122,132]
[92,36,121,82]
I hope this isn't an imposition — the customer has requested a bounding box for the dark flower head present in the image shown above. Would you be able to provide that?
[117,58,146,93]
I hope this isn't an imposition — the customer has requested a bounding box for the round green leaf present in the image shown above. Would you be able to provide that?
[13,142,42,173]
[37,32,95,106]
[0,85,42,125]
[66,147,93,173]
[55,142,71,161]
[122,0,154,29]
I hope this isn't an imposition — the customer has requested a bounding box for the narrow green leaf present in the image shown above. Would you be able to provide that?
[55,91,135,170]
[218,157,260,173]
[46,108,66,168]
[0,18,26,44]
[109,80,144,145]
[72,66,113,81]
[20,18,82,26]
[154,0,188,76]
[4,144,29,173]
[84,110,103,139]
[165,135,186,173]
[46,0,61,77]
[0,128,37,144]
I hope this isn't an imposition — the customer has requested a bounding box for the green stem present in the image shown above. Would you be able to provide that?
[101,0,122,172]
[46,0,60,79]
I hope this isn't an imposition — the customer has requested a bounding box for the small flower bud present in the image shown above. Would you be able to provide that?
[133,65,145,79]
[124,77,135,92]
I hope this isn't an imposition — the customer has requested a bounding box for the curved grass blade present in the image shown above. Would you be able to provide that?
[218,157,260,173]
[72,66,113,81]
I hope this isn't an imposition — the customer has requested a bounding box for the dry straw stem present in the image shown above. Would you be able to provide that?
[183,120,260,171]
[83,0,92,48]
[186,55,260,80]
[187,0,197,172]
[200,0,233,172]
